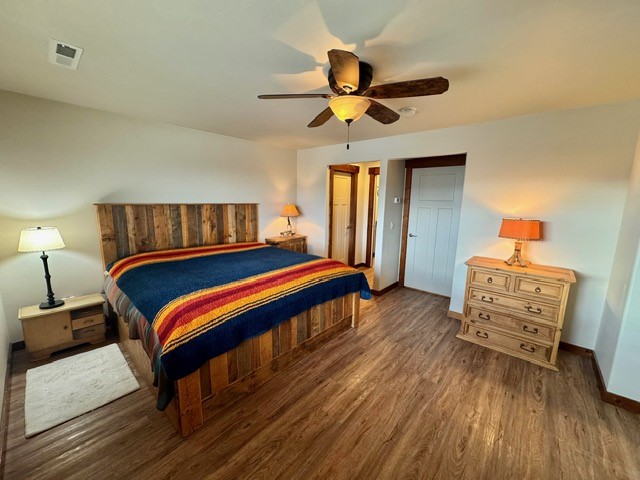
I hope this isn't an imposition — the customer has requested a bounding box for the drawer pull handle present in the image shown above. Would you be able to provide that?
[535,287,542,293]
[475,331,489,339]
[478,313,491,321]
[520,343,536,353]
[523,325,539,334]
[525,305,542,314]
[487,277,493,284]
[481,295,494,303]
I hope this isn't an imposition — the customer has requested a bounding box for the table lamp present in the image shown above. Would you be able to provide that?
[498,218,541,267]
[280,204,300,236]
[18,226,66,309]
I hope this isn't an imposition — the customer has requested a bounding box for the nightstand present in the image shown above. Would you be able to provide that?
[18,293,107,361]
[265,234,307,253]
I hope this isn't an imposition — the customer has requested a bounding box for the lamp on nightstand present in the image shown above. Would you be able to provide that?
[18,226,66,309]
[280,204,300,236]
[498,218,541,267]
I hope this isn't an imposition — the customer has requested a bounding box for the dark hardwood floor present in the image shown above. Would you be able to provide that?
[4,283,640,479]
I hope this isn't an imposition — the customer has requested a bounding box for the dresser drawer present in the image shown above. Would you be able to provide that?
[465,306,555,343]
[514,276,563,302]
[468,288,559,322]
[71,313,104,331]
[469,268,511,292]
[461,323,552,363]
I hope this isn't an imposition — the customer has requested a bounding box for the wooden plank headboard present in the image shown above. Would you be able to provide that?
[95,203,258,268]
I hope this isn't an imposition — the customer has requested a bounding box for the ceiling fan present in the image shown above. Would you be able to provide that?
[258,49,449,129]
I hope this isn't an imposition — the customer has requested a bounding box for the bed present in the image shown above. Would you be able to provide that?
[95,203,370,437]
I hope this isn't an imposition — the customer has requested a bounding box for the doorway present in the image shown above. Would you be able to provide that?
[328,164,359,266]
[400,154,466,297]
[365,167,380,268]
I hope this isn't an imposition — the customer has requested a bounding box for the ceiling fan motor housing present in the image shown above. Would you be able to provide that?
[328,62,373,95]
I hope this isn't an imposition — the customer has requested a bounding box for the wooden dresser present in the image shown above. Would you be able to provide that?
[265,234,307,253]
[456,256,576,370]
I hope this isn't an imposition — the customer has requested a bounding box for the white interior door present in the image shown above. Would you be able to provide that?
[405,166,465,296]
[331,172,351,264]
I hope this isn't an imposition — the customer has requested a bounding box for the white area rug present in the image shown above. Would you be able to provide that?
[24,343,140,437]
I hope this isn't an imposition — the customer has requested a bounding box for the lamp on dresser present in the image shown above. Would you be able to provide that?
[498,218,541,267]
[280,204,300,236]
[18,226,66,309]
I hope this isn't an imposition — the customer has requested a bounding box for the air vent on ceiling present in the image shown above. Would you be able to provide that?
[48,39,84,70]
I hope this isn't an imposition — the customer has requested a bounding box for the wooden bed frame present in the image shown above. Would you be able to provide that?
[95,203,360,437]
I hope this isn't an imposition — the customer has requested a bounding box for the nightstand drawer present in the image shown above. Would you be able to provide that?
[465,306,555,343]
[71,313,104,331]
[514,276,563,302]
[73,323,106,340]
[469,268,511,292]
[468,288,559,322]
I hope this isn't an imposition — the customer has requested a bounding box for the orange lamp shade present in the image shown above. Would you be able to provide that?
[498,218,541,241]
[280,204,300,218]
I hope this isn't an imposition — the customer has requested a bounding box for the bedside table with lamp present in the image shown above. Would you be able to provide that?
[17,226,107,361]
[265,204,307,253]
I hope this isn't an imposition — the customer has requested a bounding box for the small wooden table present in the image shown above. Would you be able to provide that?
[265,234,307,253]
[19,293,106,361]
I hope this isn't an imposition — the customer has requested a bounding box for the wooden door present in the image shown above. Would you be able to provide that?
[404,166,465,296]
[331,172,352,264]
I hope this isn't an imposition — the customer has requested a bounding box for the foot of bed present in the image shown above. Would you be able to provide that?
[351,294,360,328]
[176,370,204,437]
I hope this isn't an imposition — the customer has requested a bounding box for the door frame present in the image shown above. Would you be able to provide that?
[328,164,360,266]
[365,166,380,268]
[399,154,467,286]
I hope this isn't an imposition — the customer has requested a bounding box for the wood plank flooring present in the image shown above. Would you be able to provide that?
[4,282,640,479]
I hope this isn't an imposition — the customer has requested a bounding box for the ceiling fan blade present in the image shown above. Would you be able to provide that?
[328,49,360,93]
[365,100,400,125]
[258,93,334,99]
[307,107,334,128]
[365,77,449,99]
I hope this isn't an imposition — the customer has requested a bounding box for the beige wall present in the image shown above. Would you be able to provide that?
[0,91,297,342]
[297,99,640,348]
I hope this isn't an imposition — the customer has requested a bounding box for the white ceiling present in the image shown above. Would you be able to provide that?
[1,0,639,150]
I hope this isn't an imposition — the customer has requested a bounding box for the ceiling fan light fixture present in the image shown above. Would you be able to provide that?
[329,95,371,123]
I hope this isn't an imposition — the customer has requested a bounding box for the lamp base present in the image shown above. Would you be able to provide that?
[504,241,529,268]
[39,299,65,310]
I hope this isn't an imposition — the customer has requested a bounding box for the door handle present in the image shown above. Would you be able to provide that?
[408,233,418,237]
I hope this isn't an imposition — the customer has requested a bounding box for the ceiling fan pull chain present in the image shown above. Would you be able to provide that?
[346,118,352,150]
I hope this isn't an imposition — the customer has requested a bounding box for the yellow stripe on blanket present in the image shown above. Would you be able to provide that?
[156,260,355,354]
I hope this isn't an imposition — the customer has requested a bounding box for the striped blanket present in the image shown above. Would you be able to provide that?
[106,243,371,383]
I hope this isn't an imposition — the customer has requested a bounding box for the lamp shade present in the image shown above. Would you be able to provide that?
[18,227,65,252]
[498,218,541,241]
[328,96,371,122]
[280,204,300,218]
